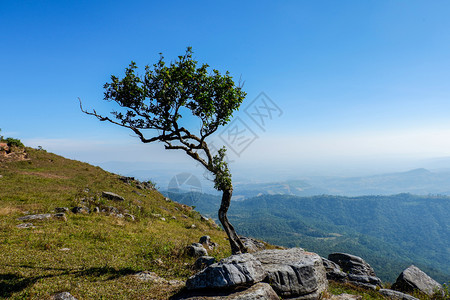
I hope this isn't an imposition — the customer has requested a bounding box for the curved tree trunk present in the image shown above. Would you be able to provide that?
[218,189,247,255]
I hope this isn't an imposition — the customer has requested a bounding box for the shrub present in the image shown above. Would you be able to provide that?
[5,137,24,148]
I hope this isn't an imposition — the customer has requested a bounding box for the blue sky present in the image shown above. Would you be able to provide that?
[2,1,450,185]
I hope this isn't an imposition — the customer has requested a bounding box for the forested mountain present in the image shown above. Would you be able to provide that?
[167,192,450,283]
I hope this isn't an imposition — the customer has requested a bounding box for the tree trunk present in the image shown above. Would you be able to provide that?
[218,188,247,255]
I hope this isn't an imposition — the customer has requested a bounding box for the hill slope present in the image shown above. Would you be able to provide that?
[0,148,231,299]
[168,192,450,284]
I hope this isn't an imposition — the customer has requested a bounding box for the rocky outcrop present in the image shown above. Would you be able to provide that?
[253,248,328,300]
[392,265,443,297]
[194,256,216,270]
[186,253,266,290]
[240,236,266,253]
[328,253,376,276]
[327,253,382,290]
[50,292,78,300]
[17,213,52,221]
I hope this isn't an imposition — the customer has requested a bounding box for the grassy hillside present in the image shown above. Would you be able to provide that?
[0,148,231,299]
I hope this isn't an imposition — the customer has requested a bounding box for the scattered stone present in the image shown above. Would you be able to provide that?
[186,253,266,290]
[240,236,266,253]
[134,271,183,286]
[200,215,209,221]
[93,207,100,213]
[194,256,216,270]
[55,207,69,213]
[181,214,188,219]
[0,175,3,178]
[16,223,35,228]
[151,213,162,218]
[322,257,347,281]
[171,216,177,220]
[59,248,71,251]
[71,206,90,214]
[124,213,135,221]
[17,213,52,221]
[50,292,78,300]
[328,253,376,277]
[187,243,208,257]
[330,293,362,300]
[348,274,382,288]
[253,248,328,300]
[160,217,166,221]
[102,191,124,201]
[53,213,67,221]
[392,265,443,297]
[165,197,171,202]
[199,235,218,250]
[133,190,143,196]
[379,289,419,300]
[190,224,196,229]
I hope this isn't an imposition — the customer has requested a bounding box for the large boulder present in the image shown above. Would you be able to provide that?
[253,248,328,300]
[173,282,279,300]
[322,257,347,282]
[328,253,376,276]
[392,265,443,297]
[102,191,125,201]
[186,253,266,290]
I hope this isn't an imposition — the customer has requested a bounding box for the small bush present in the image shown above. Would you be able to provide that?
[4,137,24,148]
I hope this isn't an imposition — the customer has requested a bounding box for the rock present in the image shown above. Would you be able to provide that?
[253,248,328,299]
[200,215,209,221]
[102,191,125,201]
[55,207,69,213]
[93,207,100,213]
[194,256,216,270]
[240,236,266,253]
[151,213,162,218]
[379,289,419,300]
[181,214,188,219]
[328,253,376,276]
[392,265,443,297]
[322,257,347,281]
[190,224,196,229]
[348,274,382,287]
[53,213,67,221]
[59,248,71,251]
[186,253,266,290]
[171,216,176,220]
[71,206,90,214]
[187,243,208,257]
[106,206,119,215]
[199,235,217,250]
[16,223,35,228]
[174,282,279,300]
[160,217,166,221]
[17,213,52,221]
[50,292,78,300]
[124,213,135,221]
[329,293,362,300]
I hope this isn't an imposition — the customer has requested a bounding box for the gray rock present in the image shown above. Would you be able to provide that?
[253,248,328,299]
[199,235,217,250]
[240,236,266,253]
[93,207,100,213]
[322,257,347,281]
[379,289,419,300]
[102,191,124,201]
[186,253,266,290]
[55,207,69,213]
[194,256,216,270]
[392,265,443,297]
[328,253,376,276]
[348,274,382,287]
[186,243,208,257]
[50,292,77,300]
[176,282,279,299]
[53,213,67,221]
[330,293,362,300]
[16,223,35,228]
[71,206,90,214]
[17,213,52,221]
[106,206,119,215]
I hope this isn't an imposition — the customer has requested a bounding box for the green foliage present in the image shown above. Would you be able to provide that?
[212,147,232,191]
[103,47,246,138]
[4,137,24,148]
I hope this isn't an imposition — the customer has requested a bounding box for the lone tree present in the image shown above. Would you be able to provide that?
[81,47,247,254]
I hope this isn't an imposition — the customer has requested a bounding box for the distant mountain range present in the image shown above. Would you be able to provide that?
[166,191,450,284]
[231,168,450,198]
